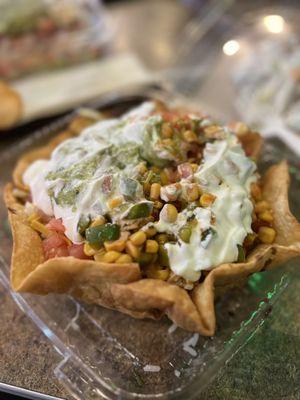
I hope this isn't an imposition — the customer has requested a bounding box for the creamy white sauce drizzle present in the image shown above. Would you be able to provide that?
[154,132,257,281]
[23,102,156,243]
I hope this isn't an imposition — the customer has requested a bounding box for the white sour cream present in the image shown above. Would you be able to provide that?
[159,132,257,281]
[23,102,156,243]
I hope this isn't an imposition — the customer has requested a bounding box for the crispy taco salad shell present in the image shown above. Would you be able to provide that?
[5,122,300,336]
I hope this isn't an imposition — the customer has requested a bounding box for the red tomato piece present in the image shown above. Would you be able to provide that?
[68,243,91,260]
[42,232,69,260]
[46,218,66,233]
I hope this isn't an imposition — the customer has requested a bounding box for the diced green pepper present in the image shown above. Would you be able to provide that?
[237,244,246,263]
[85,223,120,245]
[125,202,152,220]
[158,245,170,268]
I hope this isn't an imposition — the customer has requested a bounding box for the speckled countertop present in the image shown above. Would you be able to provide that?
[0,1,300,399]
[1,266,299,400]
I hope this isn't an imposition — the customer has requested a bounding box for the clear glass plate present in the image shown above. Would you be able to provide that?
[0,85,298,400]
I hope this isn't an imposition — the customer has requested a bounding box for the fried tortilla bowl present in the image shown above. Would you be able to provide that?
[4,112,300,336]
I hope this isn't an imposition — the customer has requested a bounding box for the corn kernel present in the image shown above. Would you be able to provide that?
[103,250,122,263]
[130,231,147,246]
[145,239,159,253]
[30,220,50,237]
[254,200,270,214]
[258,226,276,244]
[191,163,199,173]
[145,227,157,237]
[258,211,273,223]
[147,268,170,280]
[84,242,97,256]
[107,197,123,209]
[94,249,106,262]
[160,170,169,185]
[160,204,178,223]
[199,193,216,207]
[234,122,249,136]
[90,216,106,227]
[151,166,160,174]
[162,122,173,138]
[125,241,140,260]
[104,236,127,252]
[183,130,198,143]
[138,163,148,175]
[116,254,133,263]
[203,125,222,137]
[251,183,262,201]
[150,183,161,200]
[185,184,200,202]
[161,138,175,147]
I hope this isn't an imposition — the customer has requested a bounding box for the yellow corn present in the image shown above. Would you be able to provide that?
[150,183,161,200]
[203,125,222,136]
[258,211,274,223]
[160,204,178,223]
[116,254,133,264]
[160,170,169,185]
[183,130,198,143]
[258,226,276,244]
[125,241,140,260]
[138,163,148,175]
[94,249,106,262]
[251,183,262,201]
[234,122,249,136]
[185,184,200,202]
[104,237,127,252]
[255,201,270,214]
[161,138,175,147]
[103,251,122,263]
[162,122,173,138]
[199,193,216,207]
[107,197,124,209]
[145,239,159,253]
[130,231,147,246]
[90,216,106,227]
[30,220,50,237]
[145,227,157,237]
[147,268,170,280]
[84,242,97,256]
[191,163,199,173]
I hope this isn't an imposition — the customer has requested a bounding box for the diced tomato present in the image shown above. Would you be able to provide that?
[46,218,66,233]
[68,244,91,260]
[43,232,69,260]
[178,163,193,179]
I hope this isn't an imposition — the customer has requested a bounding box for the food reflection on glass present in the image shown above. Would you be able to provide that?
[234,36,300,133]
[0,0,108,80]
[5,101,300,335]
